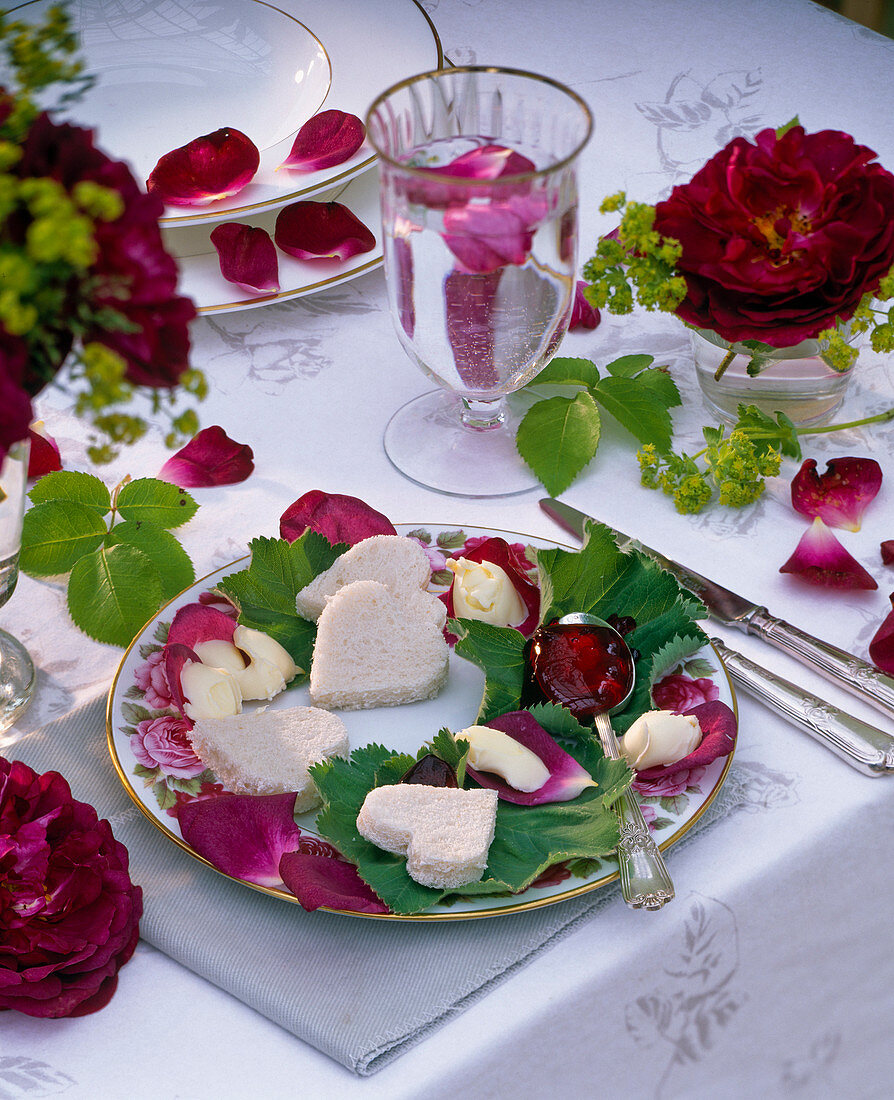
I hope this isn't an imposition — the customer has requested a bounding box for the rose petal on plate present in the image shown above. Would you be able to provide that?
[146,127,260,207]
[869,593,894,674]
[274,200,376,260]
[176,792,304,887]
[166,603,238,650]
[158,425,255,488]
[209,223,279,294]
[881,540,894,565]
[467,711,595,805]
[634,699,737,783]
[790,457,883,531]
[569,280,601,330]
[279,489,396,545]
[278,109,365,172]
[279,849,390,913]
[162,642,201,720]
[443,536,540,643]
[27,422,62,477]
[779,517,878,589]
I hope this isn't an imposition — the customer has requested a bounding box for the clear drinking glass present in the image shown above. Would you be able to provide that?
[1,440,35,734]
[367,67,593,496]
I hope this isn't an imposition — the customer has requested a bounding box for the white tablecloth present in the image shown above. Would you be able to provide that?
[3,0,894,1096]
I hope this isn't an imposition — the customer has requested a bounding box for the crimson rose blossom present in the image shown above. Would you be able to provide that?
[0,757,142,1017]
[653,125,894,346]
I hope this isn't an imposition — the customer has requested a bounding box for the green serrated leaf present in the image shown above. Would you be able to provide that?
[650,816,675,831]
[28,470,111,513]
[436,529,467,550]
[106,520,195,600]
[633,366,682,409]
[517,391,601,496]
[659,793,689,815]
[603,353,654,378]
[734,404,801,459]
[116,478,198,529]
[20,501,108,576]
[67,543,164,647]
[404,528,431,544]
[133,763,159,782]
[526,701,591,743]
[530,355,602,388]
[683,657,717,678]
[154,780,177,810]
[121,700,154,725]
[591,374,675,451]
[450,618,528,722]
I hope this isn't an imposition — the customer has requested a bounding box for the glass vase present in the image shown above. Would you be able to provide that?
[691,327,856,427]
[1,440,35,734]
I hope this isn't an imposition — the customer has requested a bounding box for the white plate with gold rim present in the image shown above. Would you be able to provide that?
[106,524,737,921]
[9,0,442,226]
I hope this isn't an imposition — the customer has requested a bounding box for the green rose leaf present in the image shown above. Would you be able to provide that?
[116,478,198,529]
[28,470,111,513]
[67,543,164,647]
[517,391,601,497]
[106,519,195,600]
[20,501,107,576]
[530,355,602,388]
[603,353,655,378]
[591,374,675,452]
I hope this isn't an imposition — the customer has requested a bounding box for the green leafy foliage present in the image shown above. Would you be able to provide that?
[20,470,198,646]
[216,532,345,672]
[517,355,680,495]
[450,619,528,722]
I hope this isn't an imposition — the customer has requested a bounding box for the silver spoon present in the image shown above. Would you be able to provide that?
[556,613,674,911]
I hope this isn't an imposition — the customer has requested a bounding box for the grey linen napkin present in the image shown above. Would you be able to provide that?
[5,696,737,1075]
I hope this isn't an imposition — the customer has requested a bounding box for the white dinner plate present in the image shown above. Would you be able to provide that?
[11,0,442,225]
[107,524,737,921]
[161,169,382,313]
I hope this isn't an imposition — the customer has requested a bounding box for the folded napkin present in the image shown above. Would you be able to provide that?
[6,696,737,1075]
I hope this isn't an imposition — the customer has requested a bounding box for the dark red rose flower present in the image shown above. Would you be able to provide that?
[653,126,894,346]
[0,757,142,1018]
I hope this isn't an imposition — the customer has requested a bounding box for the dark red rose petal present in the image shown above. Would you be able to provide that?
[279,490,396,545]
[279,849,390,913]
[634,700,737,783]
[569,280,601,330]
[210,223,279,294]
[26,425,62,477]
[157,425,254,488]
[779,517,877,590]
[790,457,882,532]
[274,200,375,260]
[882,540,894,565]
[279,109,365,172]
[147,127,260,207]
[166,603,238,650]
[869,593,894,674]
[443,536,540,643]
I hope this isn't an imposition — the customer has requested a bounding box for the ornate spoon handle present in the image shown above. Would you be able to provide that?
[594,713,675,910]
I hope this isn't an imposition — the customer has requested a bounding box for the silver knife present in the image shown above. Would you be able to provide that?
[539,497,894,776]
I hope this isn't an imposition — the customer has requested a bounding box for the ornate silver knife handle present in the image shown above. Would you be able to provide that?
[594,714,675,909]
[744,608,894,719]
[712,638,894,776]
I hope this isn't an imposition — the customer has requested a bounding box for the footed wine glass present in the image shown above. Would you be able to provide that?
[0,440,35,735]
[366,67,592,496]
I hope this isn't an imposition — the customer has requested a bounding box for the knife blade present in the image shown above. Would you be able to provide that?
[539,497,894,723]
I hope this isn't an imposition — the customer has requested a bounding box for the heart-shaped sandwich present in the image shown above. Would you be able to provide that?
[309,579,449,710]
[356,784,498,889]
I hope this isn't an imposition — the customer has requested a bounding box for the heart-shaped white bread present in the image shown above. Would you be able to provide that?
[188,706,349,811]
[309,579,449,710]
[295,535,432,621]
[356,784,498,889]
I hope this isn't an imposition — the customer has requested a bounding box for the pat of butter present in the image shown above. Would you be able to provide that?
[232,625,300,701]
[447,558,527,627]
[619,710,702,770]
[193,639,246,674]
[459,725,550,793]
[181,661,243,720]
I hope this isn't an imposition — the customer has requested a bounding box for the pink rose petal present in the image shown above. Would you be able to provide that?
[790,457,883,531]
[779,517,878,590]
[162,642,200,720]
[158,425,255,488]
[279,490,396,545]
[652,673,719,713]
[210,223,279,294]
[147,127,260,207]
[176,792,304,887]
[408,144,537,207]
[634,700,737,784]
[881,540,894,566]
[279,849,389,914]
[569,280,601,330]
[466,711,595,805]
[869,593,894,674]
[442,201,535,273]
[279,109,365,172]
[166,602,237,649]
[274,200,375,260]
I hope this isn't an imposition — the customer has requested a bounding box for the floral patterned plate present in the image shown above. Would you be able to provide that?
[106,525,737,921]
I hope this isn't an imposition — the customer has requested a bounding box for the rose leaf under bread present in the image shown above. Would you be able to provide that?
[216,531,346,673]
[309,742,629,916]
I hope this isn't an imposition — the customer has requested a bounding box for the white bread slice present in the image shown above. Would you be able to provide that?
[356,784,498,889]
[309,579,448,710]
[295,535,431,621]
[188,706,349,811]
